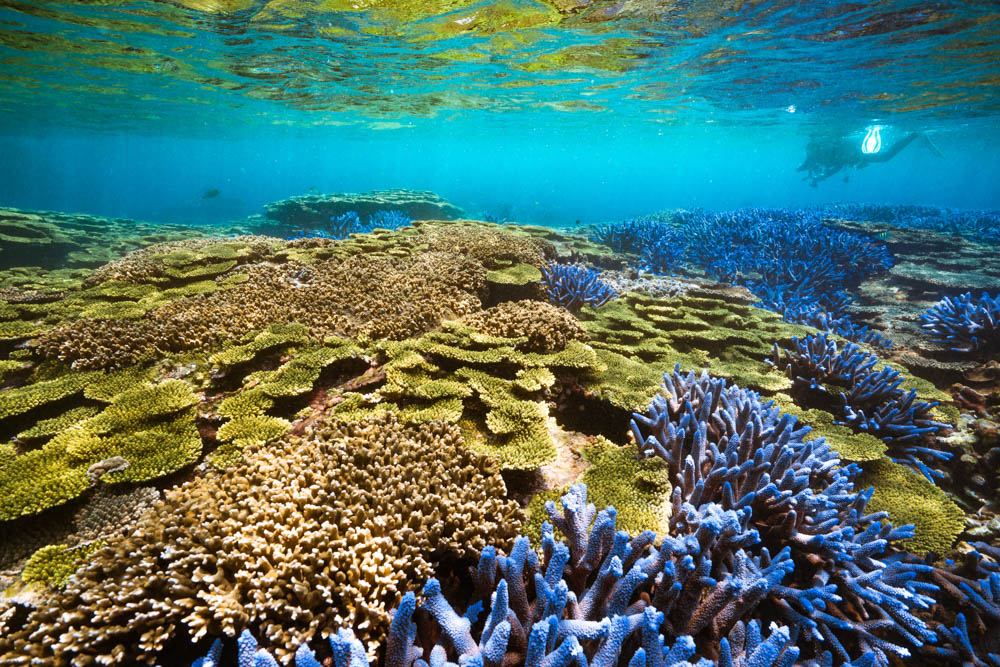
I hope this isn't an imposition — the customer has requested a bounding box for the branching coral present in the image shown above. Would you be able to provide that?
[34,251,486,370]
[822,203,1000,245]
[541,263,618,311]
[424,223,554,270]
[768,333,951,481]
[376,483,881,667]
[0,415,522,665]
[463,301,587,353]
[589,210,893,348]
[920,292,1000,357]
[917,542,1000,666]
[630,365,939,665]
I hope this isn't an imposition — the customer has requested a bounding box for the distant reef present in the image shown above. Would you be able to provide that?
[254,188,465,237]
[0,207,239,272]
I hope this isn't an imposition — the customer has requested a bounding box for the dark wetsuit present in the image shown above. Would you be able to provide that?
[797,132,922,187]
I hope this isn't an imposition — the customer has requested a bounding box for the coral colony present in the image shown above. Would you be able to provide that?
[590,209,894,349]
[921,292,1000,357]
[4,198,1000,667]
[541,262,619,311]
[769,334,951,481]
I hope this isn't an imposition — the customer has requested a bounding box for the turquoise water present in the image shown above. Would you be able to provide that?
[1,1,999,222]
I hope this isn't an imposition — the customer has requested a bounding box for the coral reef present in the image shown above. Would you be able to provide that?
[769,333,952,481]
[331,322,600,470]
[384,483,873,667]
[823,203,1000,246]
[917,542,1000,665]
[0,207,239,273]
[578,293,812,411]
[921,292,1000,357]
[20,541,105,589]
[33,250,486,370]
[424,222,554,270]
[589,210,894,348]
[259,189,463,237]
[630,366,940,664]
[597,270,691,301]
[541,263,618,311]
[0,415,522,665]
[0,377,201,520]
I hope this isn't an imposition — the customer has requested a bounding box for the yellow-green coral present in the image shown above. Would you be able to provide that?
[87,379,199,432]
[485,263,542,285]
[212,415,291,468]
[580,293,815,402]
[0,319,43,340]
[771,394,887,462]
[0,359,29,383]
[0,380,202,520]
[83,364,160,402]
[855,457,965,556]
[0,371,99,420]
[523,438,673,545]
[16,405,102,442]
[578,438,672,535]
[218,386,274,418]
[208,323,312,368]
[21,541,106,589]
[255,342,361,398]
[366,323,601,470]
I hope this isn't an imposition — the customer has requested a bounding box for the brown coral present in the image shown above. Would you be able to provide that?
[82,236,275,286]
[0,415,522,665]
[463,300,587,352]
[34,251,487,370]
[423,223,554,269]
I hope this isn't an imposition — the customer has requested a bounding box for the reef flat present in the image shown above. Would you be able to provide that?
[0,204,998,667]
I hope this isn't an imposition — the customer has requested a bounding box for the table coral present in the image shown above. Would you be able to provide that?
[33,250,486,370]
[578,293,811,411]
[331,322,601,470]
[0,415,522,665]
[0,378,201,520]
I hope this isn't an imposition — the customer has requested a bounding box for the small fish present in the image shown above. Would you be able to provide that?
[201,188,220,199]
[873,231,891,240]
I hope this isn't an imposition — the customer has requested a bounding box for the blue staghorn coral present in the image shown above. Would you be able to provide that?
[629,365,938,665]
[370,209,413,230]
[589,209,893,349]
[541,263,618,311]
[381,483,811,667]
[920,292,1000,357]
[768,333,951,481]
[916,542,1000,666]
[192,627,369,667]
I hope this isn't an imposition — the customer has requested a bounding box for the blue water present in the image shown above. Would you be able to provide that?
[0,1,999,223]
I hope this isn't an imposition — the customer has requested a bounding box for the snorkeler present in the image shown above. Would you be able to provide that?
[797,128,943,187]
